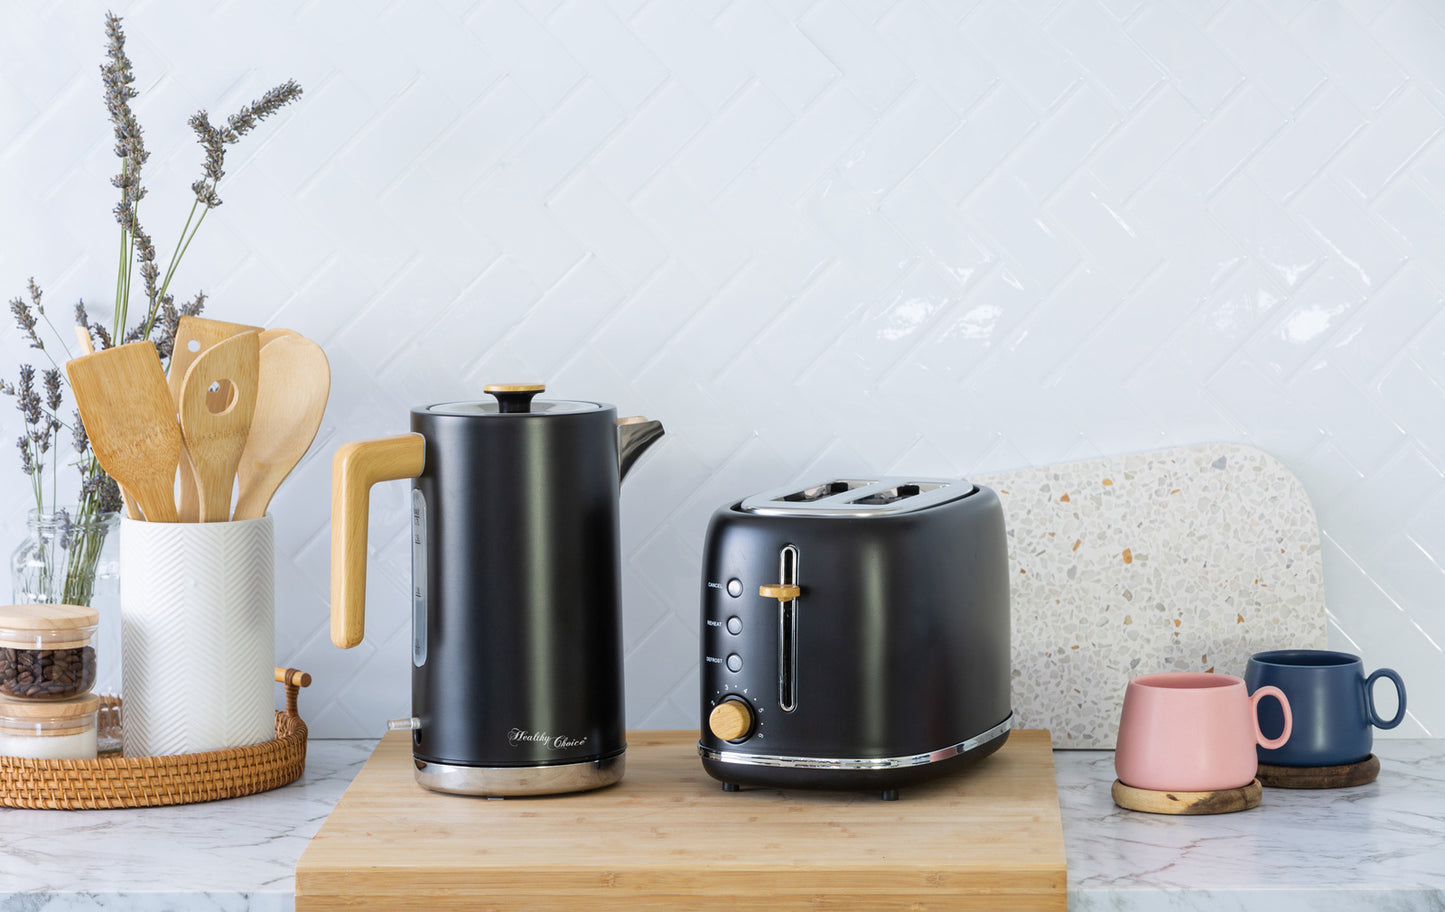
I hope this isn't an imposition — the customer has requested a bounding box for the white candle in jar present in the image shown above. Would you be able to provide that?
[0,724,98,759]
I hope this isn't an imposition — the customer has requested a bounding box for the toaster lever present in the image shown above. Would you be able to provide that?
[759,583,801,601]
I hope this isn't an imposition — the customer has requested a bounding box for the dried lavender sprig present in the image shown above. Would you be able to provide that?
[88,322,114,350]
[103,11,155,336]
[186,79,302,208]
[43,368,62,415]
[71,409,88,454]
[9,296,41,349]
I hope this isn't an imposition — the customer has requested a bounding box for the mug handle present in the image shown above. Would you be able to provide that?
[1365,668,1407,730]
[1251,685,1293,750]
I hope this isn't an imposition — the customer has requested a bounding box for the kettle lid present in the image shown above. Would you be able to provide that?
[424,383,607,417]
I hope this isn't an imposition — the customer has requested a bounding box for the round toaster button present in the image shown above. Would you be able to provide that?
[726,616,742,635]
[726,578,743,598]
[726,653,743,672]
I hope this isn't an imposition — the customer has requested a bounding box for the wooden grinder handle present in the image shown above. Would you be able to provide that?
[331,434,425,649]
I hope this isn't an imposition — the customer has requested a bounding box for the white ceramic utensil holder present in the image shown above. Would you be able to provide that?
[118,515,275,757]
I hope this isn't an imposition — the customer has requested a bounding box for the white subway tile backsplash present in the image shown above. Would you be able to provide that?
[630,4,753,113]
[1290,179,1407,292]
[875,1,994,114]
[1334,89,1444,203]
[920,84,1038,202]
[1128,3,1243,115]
[798,2,914,114]
[1089,85,1203,199]
[964,0,1080,112]
[1207,0,1325,112]
[675,82,793,200]
[549,1,667,110]
[1290,3,1406,113]
[716,0,838,115]
[1047,0,1164,112]
[2,0,1443,739]
[1249,87,1365,203]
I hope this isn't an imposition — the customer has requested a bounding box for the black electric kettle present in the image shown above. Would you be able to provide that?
[331,383,663,796]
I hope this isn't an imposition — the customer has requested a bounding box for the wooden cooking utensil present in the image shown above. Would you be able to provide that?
[233,334,331,521]
[258,327,300,348]
[69,327,142,520]
[169,316,264,522]
[178,331,260,522]
[64,341,181,523]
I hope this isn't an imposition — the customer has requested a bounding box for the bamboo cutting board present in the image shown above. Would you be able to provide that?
[295,730,1065,911]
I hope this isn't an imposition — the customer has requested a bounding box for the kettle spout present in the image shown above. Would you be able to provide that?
[617,417,664,481]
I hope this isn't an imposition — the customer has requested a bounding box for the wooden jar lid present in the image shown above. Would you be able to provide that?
[0,604,99,650]
[0,693,101,719]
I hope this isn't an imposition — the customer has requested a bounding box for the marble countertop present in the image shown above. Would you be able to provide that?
[0,739,1439,910]
[1058,740,1445,911]
[0,739,375,912]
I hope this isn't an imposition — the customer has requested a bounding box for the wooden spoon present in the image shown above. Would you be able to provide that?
[168,316,263,522]
[259,327,300,348]
[232,335,331,521]
[178,331,260,522]
[64,341,181,523]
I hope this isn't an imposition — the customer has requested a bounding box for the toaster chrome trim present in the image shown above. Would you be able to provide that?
[697,715,1011,770]
[738,477,973,517]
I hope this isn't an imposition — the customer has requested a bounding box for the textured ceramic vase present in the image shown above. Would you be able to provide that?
[1115,672,1292,791]
[118,515,275,757]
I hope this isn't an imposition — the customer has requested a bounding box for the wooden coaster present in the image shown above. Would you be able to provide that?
[1257,754,1379,789]
[1112,778,1262,815]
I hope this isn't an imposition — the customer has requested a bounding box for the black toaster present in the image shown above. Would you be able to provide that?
[697,478,1012,800]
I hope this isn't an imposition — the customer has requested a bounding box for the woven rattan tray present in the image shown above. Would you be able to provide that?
[0,667,310,810]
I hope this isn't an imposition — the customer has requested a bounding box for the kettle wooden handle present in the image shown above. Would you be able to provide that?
[331,433,425,649]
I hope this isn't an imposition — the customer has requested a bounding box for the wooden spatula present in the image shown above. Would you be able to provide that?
[169,316,263,522]
[64,341,181,523]
[71,326,141,519]
[178,331,260,522]
[233,335,331,521]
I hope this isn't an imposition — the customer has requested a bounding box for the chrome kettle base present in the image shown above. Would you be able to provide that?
[413,752,625,797]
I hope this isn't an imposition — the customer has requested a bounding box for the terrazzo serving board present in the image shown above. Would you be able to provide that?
[973,443,1326,749]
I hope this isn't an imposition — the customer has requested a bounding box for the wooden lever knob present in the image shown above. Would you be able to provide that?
[759,583,801,601]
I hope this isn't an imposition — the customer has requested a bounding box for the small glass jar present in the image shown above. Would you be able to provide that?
[0,693,100,759]
[0,604,100,700]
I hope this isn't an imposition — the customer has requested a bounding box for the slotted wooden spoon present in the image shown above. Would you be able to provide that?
[233,334,330,521]
[168,316,263,521]
[64,341,181,523]
[178,331,260,522]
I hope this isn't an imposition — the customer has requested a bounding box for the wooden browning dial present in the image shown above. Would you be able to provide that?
[708,699,754,742]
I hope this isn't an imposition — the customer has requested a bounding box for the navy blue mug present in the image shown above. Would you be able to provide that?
[1245,649,1406,767]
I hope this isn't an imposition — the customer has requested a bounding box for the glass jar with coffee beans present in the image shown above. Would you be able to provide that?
[0,604,99,701]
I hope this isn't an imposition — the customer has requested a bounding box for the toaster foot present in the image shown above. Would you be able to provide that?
[881,789,899,801]
[722,782,740,792]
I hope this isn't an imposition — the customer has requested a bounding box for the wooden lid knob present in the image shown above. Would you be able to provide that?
[708,700,753,742]
[483,384,545,413]
[759,583,801,602]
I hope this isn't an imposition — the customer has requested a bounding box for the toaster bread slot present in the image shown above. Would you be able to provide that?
[779,480,864,503]
[768,545,800,713]
[848,481,943,506]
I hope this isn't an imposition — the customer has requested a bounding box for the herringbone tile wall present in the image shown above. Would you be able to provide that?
[2,0,1442,739]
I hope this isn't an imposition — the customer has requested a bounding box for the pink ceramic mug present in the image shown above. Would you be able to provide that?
[1115,672,1292,791]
